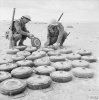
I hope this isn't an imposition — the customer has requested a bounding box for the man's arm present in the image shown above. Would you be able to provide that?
[14,21,29,36]
[56,22,64,44]
[24,25,29,33]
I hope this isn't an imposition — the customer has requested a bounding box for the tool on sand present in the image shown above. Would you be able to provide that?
[9,8,16,49]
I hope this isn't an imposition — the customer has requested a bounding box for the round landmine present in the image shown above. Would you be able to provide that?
[49,55,66,62]
[47,50,60,56]
[42,47,54,53]
[25,46,37,53]
[6,49,19,55]
[11,67,33,79]
[50,71,72,83]
[35,66,55,75]
[66,53,81,60]
[0,58,13,65]
[16,60,33,67]
[0,78,27,95]
[72,67,94,78]
[17,51,31,57]
[51,61,72,71]
[32,51,46,58]
[59,48,72,54]
[72,60,89,68]
[77,49,92,56]
[15,45,27,51]
[0,71,11,82]
[34,57,51,66]
[81,56,97,63]
[27,75,52,90]
[12,55,25,62]
[26,51,46,61]
[0,63,18,72]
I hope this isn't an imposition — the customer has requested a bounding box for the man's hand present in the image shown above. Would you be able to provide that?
[53,43,60,49]
[28,33,34,39]
[44,41,49,47]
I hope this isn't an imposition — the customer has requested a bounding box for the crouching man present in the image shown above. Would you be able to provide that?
[44,19,70,49]
[6,15,34,46]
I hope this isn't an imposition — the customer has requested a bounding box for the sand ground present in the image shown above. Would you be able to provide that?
[0,22,99,100]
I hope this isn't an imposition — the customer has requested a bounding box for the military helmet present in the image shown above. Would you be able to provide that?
[49,19,58,26]
[22,15,31,21]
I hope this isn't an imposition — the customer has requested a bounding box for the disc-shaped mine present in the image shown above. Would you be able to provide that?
[49,55,66,62]
[25,46,37,53]
[16,60,33,67]
[72,60,89,68]
[66,53,81,60]
[15,46,27,51]
[6,49,19,55]
[27,75,52,90]
[50,71,72,83]
[17,51,31,57]
[34,57,51,66]
[0,71,11,82]
[77,49,92,56]
[72,67,94,78]
[81,56,97,63]
[0,63,18,72]
[0,78,27,95]
[11,67,33,79]
[51,61,72,71]
[35,66,55,75]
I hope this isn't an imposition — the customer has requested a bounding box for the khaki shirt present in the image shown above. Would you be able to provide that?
[47,22,65,43]
[13,19,29,36]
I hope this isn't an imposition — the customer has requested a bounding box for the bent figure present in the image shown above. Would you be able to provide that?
[45,19,69,48]
[8,15,34,46]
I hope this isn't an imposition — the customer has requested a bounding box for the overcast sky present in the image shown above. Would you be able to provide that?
[0,0,99,22]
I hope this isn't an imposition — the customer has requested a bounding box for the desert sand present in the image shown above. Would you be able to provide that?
[0,22,99,100]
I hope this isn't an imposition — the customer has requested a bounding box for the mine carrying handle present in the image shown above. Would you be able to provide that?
[57,13,64,22]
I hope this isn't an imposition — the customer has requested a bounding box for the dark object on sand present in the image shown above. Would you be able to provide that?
[31,37,41,48]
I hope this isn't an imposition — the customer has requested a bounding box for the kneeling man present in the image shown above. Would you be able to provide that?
[45,19,69,48]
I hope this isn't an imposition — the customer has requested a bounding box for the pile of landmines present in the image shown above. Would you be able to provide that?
[0,45,97,95]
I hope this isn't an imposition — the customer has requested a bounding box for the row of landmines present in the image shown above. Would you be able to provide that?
[0,45,97,95]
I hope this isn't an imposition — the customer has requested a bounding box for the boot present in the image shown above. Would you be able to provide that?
[18,39,24,46]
